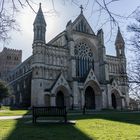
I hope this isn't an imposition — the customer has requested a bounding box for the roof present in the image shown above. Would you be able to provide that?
[33,3,46,26]
[115,27,124,45]
[71,12,95,35]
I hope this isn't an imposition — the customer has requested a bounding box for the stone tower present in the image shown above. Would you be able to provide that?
[31,3,46,106]
[115,27,129,107]
[0,47,22,81]
[115,27,125,58]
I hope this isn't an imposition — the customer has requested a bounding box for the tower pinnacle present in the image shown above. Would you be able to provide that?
[33,3,46,43]
[115,27,125,57]
[39,3,41,8]
[115,27,124,45]
[80,5,83,14]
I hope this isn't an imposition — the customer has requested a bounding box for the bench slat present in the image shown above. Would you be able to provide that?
[32,106,67,123]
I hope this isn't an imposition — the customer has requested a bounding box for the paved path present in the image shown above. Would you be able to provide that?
[0,115,32,120]
[0,111,140,120]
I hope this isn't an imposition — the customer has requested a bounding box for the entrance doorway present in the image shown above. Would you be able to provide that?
[111,93,117,109]
[56,91,64,107]
[85,86,95,109]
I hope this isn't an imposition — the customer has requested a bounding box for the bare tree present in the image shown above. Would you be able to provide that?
[0,0,36,43]
[127,10,140,101]
[0,0,139,43]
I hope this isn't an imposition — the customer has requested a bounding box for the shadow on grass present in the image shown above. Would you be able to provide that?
[69,111,140,125]
[1,110,140,140]
[1,110,93,140]
[6,121,94,140]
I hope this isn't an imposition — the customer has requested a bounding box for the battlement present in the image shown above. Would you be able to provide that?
[0,47,22,80]
[1,47,22,53]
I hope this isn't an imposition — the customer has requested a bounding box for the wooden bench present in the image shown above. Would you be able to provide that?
[32,106,67,123]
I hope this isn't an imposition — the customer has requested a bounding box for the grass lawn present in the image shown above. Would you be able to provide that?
[0,112,140,140]
[0,106,30,116]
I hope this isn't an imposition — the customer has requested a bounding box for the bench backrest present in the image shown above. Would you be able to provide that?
[33,106,67,116]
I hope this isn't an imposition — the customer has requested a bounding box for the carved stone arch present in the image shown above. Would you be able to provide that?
[84,80,101,95]
[111,88,122,109]
[84,80,102,110]
[54,85,71,108]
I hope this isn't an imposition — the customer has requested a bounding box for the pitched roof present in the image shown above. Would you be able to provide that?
[71,12,95,35]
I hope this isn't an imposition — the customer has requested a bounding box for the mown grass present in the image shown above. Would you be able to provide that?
[0,112,140,140]
[0,106,30,116]
[0,110,29,116]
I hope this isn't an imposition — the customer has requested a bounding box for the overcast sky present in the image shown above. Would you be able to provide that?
[0,0,140,61]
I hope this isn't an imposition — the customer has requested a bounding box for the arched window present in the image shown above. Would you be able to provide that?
[74,42,94,78]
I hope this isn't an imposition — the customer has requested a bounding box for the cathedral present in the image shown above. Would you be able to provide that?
[6,4,129,110]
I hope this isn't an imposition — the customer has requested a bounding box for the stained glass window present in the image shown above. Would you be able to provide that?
[74,42,94,78]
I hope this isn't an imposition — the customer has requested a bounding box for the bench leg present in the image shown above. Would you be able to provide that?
[32,117,34,123]
[32,117,36,124]
[32,117,35,123]
[35,117,37,123]
[83,106,86,115]
[64,116,67,123]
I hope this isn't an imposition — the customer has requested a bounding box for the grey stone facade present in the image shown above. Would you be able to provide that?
[7,4,129,109]
[0,47,22,81]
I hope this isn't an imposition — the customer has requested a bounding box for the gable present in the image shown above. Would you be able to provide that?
[51,73,71,94]
[72,14,95,35]
[111,79,119,89]
[84,68,100,86]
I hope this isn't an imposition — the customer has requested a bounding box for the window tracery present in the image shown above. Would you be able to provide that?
[74,42,93,59]
[74,42,94,78]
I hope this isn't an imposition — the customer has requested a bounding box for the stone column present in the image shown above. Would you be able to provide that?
[102,88,107,108]
[95,94,102,110]
[51,95,56,106]
[107,84,112,109]
[69,41,76,78]
[121,97,125,109]
[72,81,80,108]
[38,92,45,106]
[81,90,85,109]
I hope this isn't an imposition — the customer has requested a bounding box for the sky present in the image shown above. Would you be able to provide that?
[0,0,140,61]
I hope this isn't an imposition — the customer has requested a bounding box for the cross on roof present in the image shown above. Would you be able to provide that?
[80,5,83,14]
[39,3,41,8]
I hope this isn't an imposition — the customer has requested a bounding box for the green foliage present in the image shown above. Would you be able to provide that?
[0,81,9,102]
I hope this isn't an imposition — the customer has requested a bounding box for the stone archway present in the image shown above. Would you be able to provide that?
[54,86,71,108]
[56,91,64,107]
[111,93,117,109]
[85,86,95,109]
[111,89,122,109]
[84,80,102,110]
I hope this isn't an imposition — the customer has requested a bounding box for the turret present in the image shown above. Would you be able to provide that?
[97,29,104,45]
[115,27,125,58]
[97,29,109,83]
[33,3,46,43]
[31,3,46,106]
